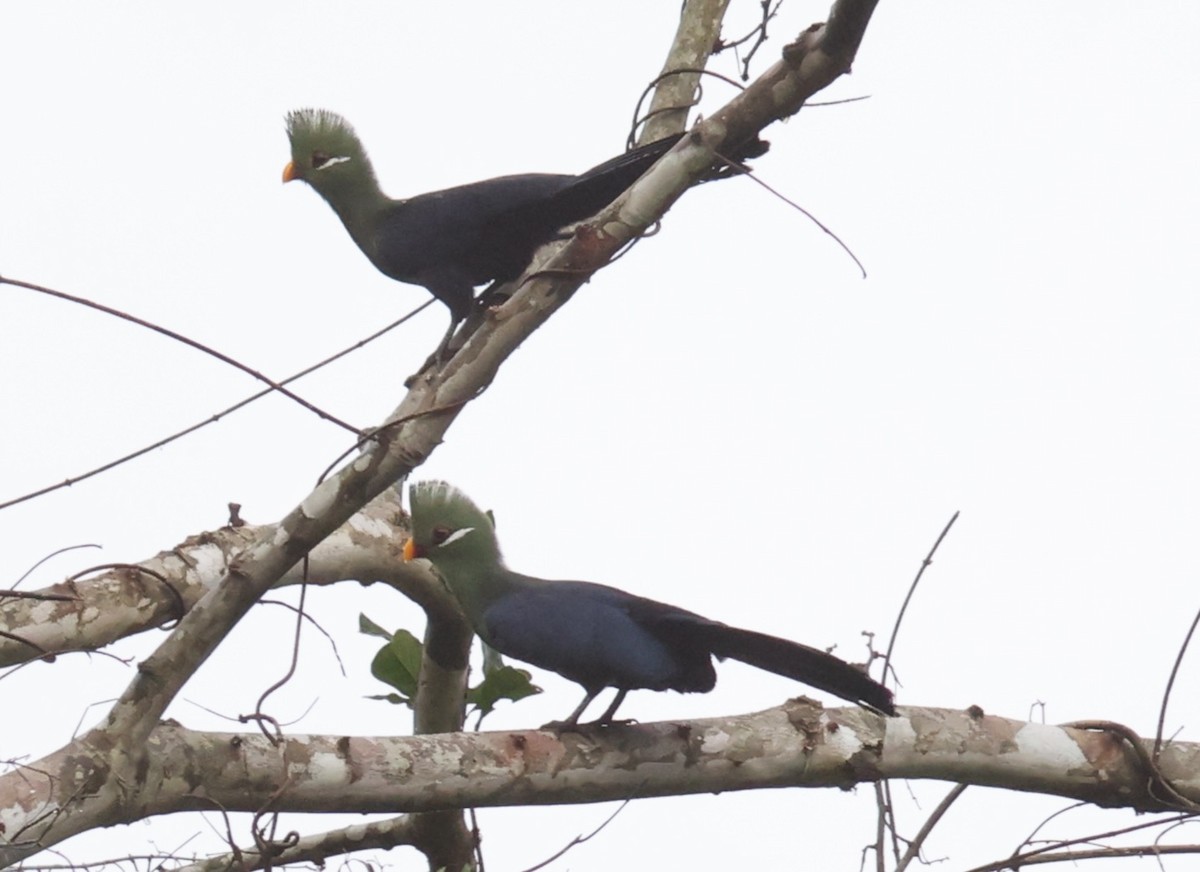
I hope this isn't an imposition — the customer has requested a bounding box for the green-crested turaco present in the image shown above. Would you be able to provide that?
[403,480,896,728]
[283,109,765,358]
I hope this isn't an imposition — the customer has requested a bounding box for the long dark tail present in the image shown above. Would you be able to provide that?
[552,132,770,226]
[681,621,896,716]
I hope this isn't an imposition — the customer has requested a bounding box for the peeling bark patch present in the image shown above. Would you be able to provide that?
[1015,723,1090,771]
[1072,730,1126,776]
[348,513,393,539]
[188,543,228,581]
[60,755,108,801]
[700,728,732,757]
[335,736,365,783]
[784,697,825,733]
[966,715,1020,756]
[824,717,866,759]
[306,750,349,786]
[299,477,341,520]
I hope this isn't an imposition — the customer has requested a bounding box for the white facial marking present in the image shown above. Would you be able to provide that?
[317,155,352,170]
[438,527,475,547]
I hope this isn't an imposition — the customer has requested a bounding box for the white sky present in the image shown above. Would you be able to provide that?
[2,1,1199,869]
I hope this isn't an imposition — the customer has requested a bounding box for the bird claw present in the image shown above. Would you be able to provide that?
[541,716,638,736]
[593,717,638,728]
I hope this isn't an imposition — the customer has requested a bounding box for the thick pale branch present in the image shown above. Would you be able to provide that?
[0,489,441,667]
[7,705,1200,864]
[639,0,731,144]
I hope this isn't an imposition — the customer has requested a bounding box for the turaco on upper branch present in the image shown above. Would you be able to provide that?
[403,481,896,729]
[283,109,765,358]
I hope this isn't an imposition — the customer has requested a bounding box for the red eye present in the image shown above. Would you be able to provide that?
[431,526,452,545]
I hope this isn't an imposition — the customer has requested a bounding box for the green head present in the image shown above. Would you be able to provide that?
[282,108,384,211]
[405,480,504,575]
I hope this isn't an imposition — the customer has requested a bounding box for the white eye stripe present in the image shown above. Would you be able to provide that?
[438,527,475,547]
[317,155,352,170]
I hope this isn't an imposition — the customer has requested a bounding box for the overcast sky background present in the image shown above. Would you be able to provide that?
[3,1,1200,869]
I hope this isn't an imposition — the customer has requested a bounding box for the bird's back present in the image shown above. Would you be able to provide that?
[367,137,682,317]
[371,174,574,286]
[482,578,718,695]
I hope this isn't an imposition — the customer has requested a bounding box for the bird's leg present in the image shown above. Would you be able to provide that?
[593,689,635,727]
[570,690,637,732]
[408,281,515,383]
[542,689,600,733]
[406,317,464,387]
[432,316,460,364]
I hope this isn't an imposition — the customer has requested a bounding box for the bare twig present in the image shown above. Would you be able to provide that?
[630,67,747,148]
[895,784,969,872]
[715,152,868,277]
[520,799,634,872]
[10,544,100,591]
[722,0,784,79]
[882,511,960,684]
[1,275,362,435]
[1156,601,1200,761]
[969,837,1200,872]
[0,301,431,512]
[249,564,311,743]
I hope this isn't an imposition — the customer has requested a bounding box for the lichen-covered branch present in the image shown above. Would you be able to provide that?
[7,705,1200,865]
[639,0,731,144]
[0,489,436,667]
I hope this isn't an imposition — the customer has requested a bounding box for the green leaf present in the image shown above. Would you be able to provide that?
[364,692,409,705]
[359,613,395,640]
[369,627,423,708]
[467,664,542,716]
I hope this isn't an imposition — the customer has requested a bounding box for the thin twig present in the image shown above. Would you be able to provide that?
[966,841,1200,872]
[882,511,960,684]
[0,301,431,512]
[895,784,969,872]
[2,275,362,435]
[250,563,311,743]
[714,153,869,278]
[726,0,784,79]
[10,544,101,591]
[628,67,747,149]
[986,811,1197,870]
[519,799,634,872]
[1155,600,1200,761]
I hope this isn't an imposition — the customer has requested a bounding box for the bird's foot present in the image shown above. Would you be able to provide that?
[404,335,458,388]
[404,355,438,389]
[541,717,638,736]
[540,718,583,735]
[593,717,638,728]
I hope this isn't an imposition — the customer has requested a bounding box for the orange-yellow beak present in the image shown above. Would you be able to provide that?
[403,538,421,561]
[282,161,299,183]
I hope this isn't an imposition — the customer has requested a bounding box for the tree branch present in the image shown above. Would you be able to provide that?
[0,488,440,667]
[174,816,419,872]
[638,0,731,144]
[10,704,1200,864]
